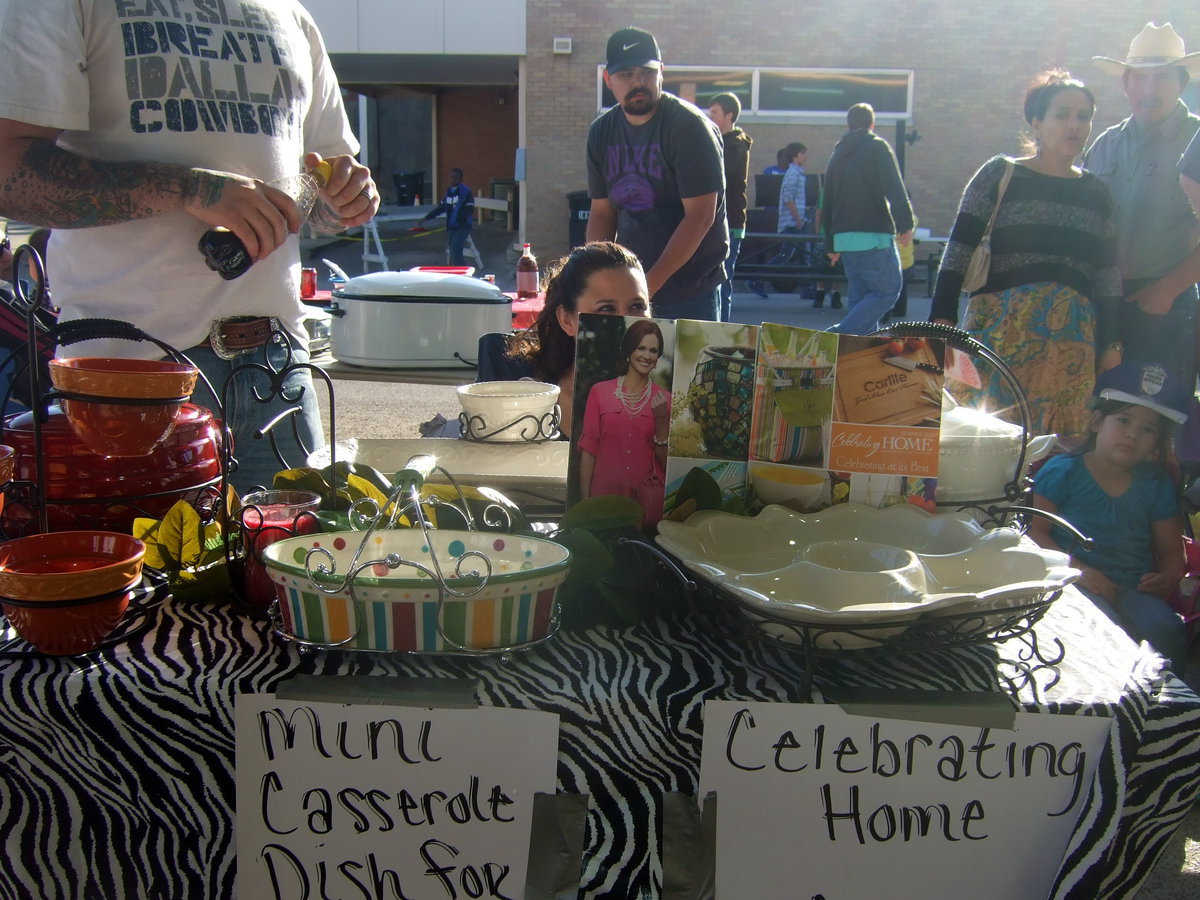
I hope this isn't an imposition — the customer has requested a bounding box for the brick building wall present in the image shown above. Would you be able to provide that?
[436,86,519,208]
[521,0,1198,259]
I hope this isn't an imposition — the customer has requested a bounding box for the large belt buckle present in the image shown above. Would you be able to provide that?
[207,317,258,361]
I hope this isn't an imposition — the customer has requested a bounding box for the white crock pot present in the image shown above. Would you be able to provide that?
[330,271,512,367]
[937,400,1057,502]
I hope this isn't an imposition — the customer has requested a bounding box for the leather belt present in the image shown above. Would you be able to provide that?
[202,316,276,360]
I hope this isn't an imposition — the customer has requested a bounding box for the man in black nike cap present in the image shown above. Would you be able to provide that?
[585,27,729,320]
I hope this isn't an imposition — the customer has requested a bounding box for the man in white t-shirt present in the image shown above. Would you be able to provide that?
[0,0,379,490]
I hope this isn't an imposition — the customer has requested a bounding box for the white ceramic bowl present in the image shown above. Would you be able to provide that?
[750,464,827,508]
[938,403,1056,502]
[457,381,560,442]
[735,540,929,613]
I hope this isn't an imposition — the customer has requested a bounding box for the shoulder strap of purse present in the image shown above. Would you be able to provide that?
[982,159,1015,237]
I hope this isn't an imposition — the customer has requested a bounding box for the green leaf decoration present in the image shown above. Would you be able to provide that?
[132,517,172,571]
[344,471,392,509]
[169,559,233,603]
[158,500,206,570]
[721,495,749,516]
[334,461,395,497]
[420,484,533,533]
[675,467,723,512]
[558,495,643,532]
[134,501,236,599]
[554,528,615,583]
[273,467,335,504]
[598,579,650,623]
[202,521,226,553]
[224,482,243,517]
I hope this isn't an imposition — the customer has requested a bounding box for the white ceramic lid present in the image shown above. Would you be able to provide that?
[334,270,508,303]
[940,403,1023,439]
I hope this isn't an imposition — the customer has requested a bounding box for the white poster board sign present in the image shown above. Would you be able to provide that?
[700,700,1112,900]
[236,696,559,899]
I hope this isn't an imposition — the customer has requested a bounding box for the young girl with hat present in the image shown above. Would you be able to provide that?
[1029,361,1190,673]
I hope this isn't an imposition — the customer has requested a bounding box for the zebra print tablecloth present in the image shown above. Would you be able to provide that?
[0,583,1197,899]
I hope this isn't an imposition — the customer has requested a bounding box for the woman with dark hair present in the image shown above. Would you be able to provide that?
[577,318,670,527]
[930,69,1120,448]
[506,241,649,433]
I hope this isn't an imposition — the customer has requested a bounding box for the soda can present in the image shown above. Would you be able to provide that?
[300,267,318,299]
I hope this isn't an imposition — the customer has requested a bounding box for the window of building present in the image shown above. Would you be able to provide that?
[598,65,914,123]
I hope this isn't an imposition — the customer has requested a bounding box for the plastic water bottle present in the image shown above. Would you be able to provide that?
[198,160,333,280]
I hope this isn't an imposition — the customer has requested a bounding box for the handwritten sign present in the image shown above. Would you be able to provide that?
[700,700,1111,899]
[235,696,559,900]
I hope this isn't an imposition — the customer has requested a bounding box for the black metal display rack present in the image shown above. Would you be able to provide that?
[0,243,341,613]
[685,321,1084,702]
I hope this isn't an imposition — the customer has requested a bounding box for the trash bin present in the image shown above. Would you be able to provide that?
[393,171,425,205]
[567,190,590,248]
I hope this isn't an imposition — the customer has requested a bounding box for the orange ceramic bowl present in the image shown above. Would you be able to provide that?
[0,531,145,603]
[0,532,144,655]
[48,357,199,400]
[48,358,199,458]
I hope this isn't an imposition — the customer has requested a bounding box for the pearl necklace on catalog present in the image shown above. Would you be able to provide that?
[615,374,651,416]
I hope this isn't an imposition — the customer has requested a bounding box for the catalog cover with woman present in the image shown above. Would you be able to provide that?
[569,316,946,531]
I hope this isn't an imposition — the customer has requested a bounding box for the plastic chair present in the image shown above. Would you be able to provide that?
[475,332,535,382]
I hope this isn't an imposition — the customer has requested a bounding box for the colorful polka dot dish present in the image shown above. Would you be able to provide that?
[261,529,570,652]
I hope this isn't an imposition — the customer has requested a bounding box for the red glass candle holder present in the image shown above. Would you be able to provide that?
[238,490,321,611]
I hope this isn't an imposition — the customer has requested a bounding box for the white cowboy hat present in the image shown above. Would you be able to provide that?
[1093,22,1200,76]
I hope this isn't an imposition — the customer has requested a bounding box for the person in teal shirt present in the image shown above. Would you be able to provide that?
[821,103,914,334]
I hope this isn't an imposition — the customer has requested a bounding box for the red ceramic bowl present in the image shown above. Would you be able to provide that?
[3,589,132,656]
[57,396,184,457]
[1,404,223,536]
[0,531,145,655]
[48,358,199,458]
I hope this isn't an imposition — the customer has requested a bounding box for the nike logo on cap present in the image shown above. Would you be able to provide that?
[622,42,639,51]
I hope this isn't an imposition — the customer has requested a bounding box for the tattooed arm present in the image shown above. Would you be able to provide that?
[0,117,303,261]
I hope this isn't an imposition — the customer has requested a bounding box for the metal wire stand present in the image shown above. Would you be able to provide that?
[268,454,562,658]
[699,579,1066,702]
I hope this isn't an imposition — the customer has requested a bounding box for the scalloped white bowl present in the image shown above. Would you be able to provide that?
[656,503,1077,649]
[457,381,560,442]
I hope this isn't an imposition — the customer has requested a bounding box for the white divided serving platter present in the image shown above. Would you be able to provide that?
[656,503,1077,648]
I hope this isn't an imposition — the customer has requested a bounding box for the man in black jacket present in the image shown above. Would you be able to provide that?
[420,167,476,266]
[707,92,752,321]
[821,103,914,334]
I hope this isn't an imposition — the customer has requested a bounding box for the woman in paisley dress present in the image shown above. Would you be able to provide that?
[930,70,1121,449]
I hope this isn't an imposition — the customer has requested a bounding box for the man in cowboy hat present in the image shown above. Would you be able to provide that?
[1083,22,1200,396]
